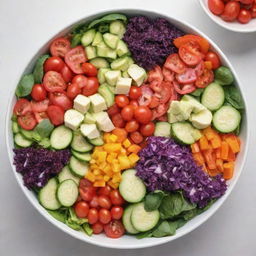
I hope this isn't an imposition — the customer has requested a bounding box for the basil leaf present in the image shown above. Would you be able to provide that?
[33,54,49,83]
[144,191,167,212]
[224,86,244,110]
[16,74,34,97]
[35,119,54,138]
[82,223,93,236]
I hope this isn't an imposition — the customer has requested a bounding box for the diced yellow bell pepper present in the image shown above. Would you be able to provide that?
[112,162,120,173]
[86,172,96,182]
[108,180,119,189]
[90,159,96,164]
[90,164,98,170]
[103,133,111,143]
[123,138,132,148]
[109,134,118,143]
[95,175,104,181]
[99,162,107,170]
[94,180,106,187]
[120,147,127,155]
[118,155,131,169]
[103,175,111,182]
[93,169,101,175]
[103,143,122,153]
[112,173,122,183]
[128,153,140,165]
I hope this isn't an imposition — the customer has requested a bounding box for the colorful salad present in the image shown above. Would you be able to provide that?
[11,13,244,239]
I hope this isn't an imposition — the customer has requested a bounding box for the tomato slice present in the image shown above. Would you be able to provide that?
[43,71,67,92]
[194,61,205,77]
[104,220,125,238]
[49,92,72,111]
[148,95,160,108]
[156,114,168,122]
[138,85,153,106]
[31,99,49,113]
[154,81,172,104]
[47,105,64,126]
[152,103,169,120]
[162,67,174,82]
[34,112,48,123]
[164,53,186,74]
[195,68,214,88]
[148,65,163,92]
[18,112,37,130]
[50,37,71,58]
[65,46,87,74]
[176,68,197,84]
[13,99,31,116]
[173,80,196,95]
[179,41,202,66]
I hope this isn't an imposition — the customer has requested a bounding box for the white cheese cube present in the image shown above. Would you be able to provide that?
[115,77,132,95]
[89,93,107,113]
[80,124,100,139]
[73,94,90,114]
[64,109,84,130]
[93,112,115,132]
[128,64,146,86]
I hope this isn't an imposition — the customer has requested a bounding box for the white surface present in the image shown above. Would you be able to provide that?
[0,0,256,255]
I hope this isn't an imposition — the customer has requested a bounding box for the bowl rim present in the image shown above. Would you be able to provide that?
[5,7,250,249]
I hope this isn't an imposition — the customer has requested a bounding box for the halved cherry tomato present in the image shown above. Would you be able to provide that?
[194,61,205,76]
[18,112,37,130]
[239,0,254,4]
[221,1,240,21]
[130,131,144,144]
[13,99,31,116]
[138,85,153,106]
[208,0,225,15]
[162,67,174,82]
[195,68,214,88]
[44,56,65,73]
[140,122,155,136]
[148,65,163,92]
[99,209,111,224]
[67,83,81,99]
[110,206,123,220]
[61,64,74,83]
[90,195,99,208]
[34,112,48,123]
[121,105,134,121]
[173,80,196,95]
[31,84,47,101]
[49,92,72,110]
[31,99,49,113]
[104,220,125,238]
[72,75,88,88]
[176,68,197,84]
[125,120,139,133]
[152,103,170,120]
[47,105,64,126]
[129,100,139,109]
[98,195,112,209]
[115,95,129,108]
[148,95,160,108]
[50,37,71,58]
[179,41,202,66]
[205,52,221,69]
[65,46,87,74]
[238,8,252,23]
[250,4,256,18]
[107,104,120,117]
[43,71,67,92]
[82,77,99,96]
[81,63,98,77]
[92,222,104,234]
[134,106,153,124]
[111,113,125,128]
[74,201,89,218]
[88,208,98,224]
[155,81,173,104]
[79,179,97,202]
[109,190,125,206]
[98,185,112,196]
[164,53,186,74]
[129,86,142,99]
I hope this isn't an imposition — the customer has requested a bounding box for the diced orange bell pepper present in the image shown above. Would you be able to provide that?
[112,128,128,143]
[224,134,240,154]
[199,136,210,151]
[193,152,205,165]
[211,134,222,149]
[103,175,111,182]
[215,148,221,159]
[127,144,141,154]
[109,134,118,143]
[216,159,224,172]
[108,180,119,189]
[86,172,96,182]
[103,143,122,153]
[227,149,236,161]
[97,151,107,162]
[118,155,131,169]
[208,169,220,177]
[94,180,106,187]
[221,141,229,160]
[203,127,216,140]
[203,149,216,170]
[128,153,140,165]
[112,161,120,173]
[191,142,200,153]
[223,162,235,180]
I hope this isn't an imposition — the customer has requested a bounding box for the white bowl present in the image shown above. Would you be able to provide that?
[199,0,256,33]
[5,8,249,249]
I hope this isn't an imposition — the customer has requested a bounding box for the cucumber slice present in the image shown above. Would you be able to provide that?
[131,202,160,232]
[71,133,93,152]
[88,136,104,146]
[172,122,197,145]
[97,45,117,59]
[109,20,126,38]
[116,40,130,57]
[119,169,146,203]
[69,156,89,177]
[201,82,225,111]
[71,150,91,162]
[12,122,19,134]
[97,68,110,84]
[154,122,171,137]
[98,84,114,107]
[50,126,72,150]
[58,166,80,185]
[213,106,241,133]
[57,179,78,207]
[92,32,103,46]
[110,56,130,71]
[190,109,212,129]
[39,178,61,210]
[85,46,97,60]
[103,33,119,49]
[81,29,96,46]
[14,133,33,147]
[90,57,109,69]
[122,205,139,234]
[20,128,34,140]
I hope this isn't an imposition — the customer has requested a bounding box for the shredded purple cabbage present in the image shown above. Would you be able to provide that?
[13,147,71,190]
[123,16,184,70]
[136,137,227,207]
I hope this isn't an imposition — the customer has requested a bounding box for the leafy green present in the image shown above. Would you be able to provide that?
[48,209,67,223]
[65,208,88,231]
[98,24,109,33]
[224,86,244,110]
[35,119,54,138]
[190,88,204,97]
[144,191,167,212]
[82,223,93,236]
[71,33,83,47]
[16,74,34,97]
[214,66,234,86]
[33,54,49,83]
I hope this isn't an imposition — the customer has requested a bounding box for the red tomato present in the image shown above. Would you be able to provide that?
[111,206,123,220]
[109,190,125,206]
[99,209,111,224]
[88,208,98,224]
[79,179,97,201]
[205,52,221,69]
[152,103,170,120]
[164,53,186,74]
[82,77,99,96]
[98,185,112,196]
[194,61,205,77]
[34,112,48,123]
[129,100,139,109]
[65,46,87,74]
[130,131,144,144]
[67,83,81,99]
[90,196,99,208]
[239,0,254,4]
[208,0,225,15]
[173,81,196,95]
[176,68,197,84]
[31,84,47,101]
[50,37,71,58]
[107,104,120,117]
[98,195,112,209]
[250,4,256,18]
[81,63,98,77]
[129,86,142,99]
[134,106,153,124]
[49,92,72,110]
[74,201,89,218]
[111,113,125,128]
[148,95,160,108]
[148,65,163,92]
[138,85,153,106]
[157,114,168,122]
[195,68,214,88]
[13,99,31,116]
[47,105,64,126]
[238,8,252,23]
[221,1,240,21]
[31,99,49,113]
[140,122,155,136]
[104,220,125,238]
[156,81,174,104]
[115,95,129,108]
[72,75,88,88]
[179,41,202,66]
[18,112,37,130]
[121,105,134,121]
[162,67,174,82]
[61,64,74,83]
[92,222,104,234]
[44,56,65,73]
[125,120,139,133]
[43,71,67,92]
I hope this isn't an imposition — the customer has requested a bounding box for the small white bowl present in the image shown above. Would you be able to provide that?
[5,8,249,249]
[199,0,256,33]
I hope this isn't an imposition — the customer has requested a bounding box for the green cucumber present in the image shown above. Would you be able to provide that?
[71,133,93,153]
[92,32,103,46]
[109,20,126,38]
[122,205,139,234]
[97,68,110,84]
[110,56,130,71]
[14,133,33,148]
[88,137,104,146]
[81,29,96,46]
[12,122,20,134]
[116,40,130,57]
[98,84,114,107]
[172,122,198,145]
[90,57,109,69]
[103,33,119,49]
[50,126,72,150]
[85,46,97,60]
[71,150,91,162]
[58,166,80,185]
[57,179,78,207]
[69,156,89,177]
[154,122,171,137]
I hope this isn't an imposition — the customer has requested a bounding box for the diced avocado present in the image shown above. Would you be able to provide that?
[179,101,194,120]
[167,101,193,123]
[97,42,117,59]
[103,33,119,49]
[168,101,181,115]
[90,58,109,69]
[81,29,96,46]
[109,21,126,39]
[92,32,103,46]
[122,71,130,78]
[85,46,97,60]
[116,40,130,57]
[97,68,110,84]
[128,64,146,86]
[181,95,206,114]
[190,109,213,129]
[111,56,130,71]
[98,84,114,107]
[105,70,121,86]
[84,112,96,124]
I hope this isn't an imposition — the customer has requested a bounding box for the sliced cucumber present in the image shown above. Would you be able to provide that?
[109,20,126,38]
[116,40,130,57]
[201,82,225,111]
[97,44,117,59]
[190,109,212,130]
[131,202,160,232]
[103,33,119,49]
[110,56,130,71]
[97,68,110,84]
[119,169,146,203]
[92,31,103,46]
[69,156,89,177]
[88,136,104,146]
[172,122,197,145]
[20,129,34,140]
[98,84,114,107]
[90,57,109,69]
[213,106,241,133]
[12,122,19,134]
[122,205,139,234]
[81,29,96,46]
[57,179,78,207]
[71,150,91,162]
[71,133,93,152]
[85,46,97,60]
[39,178,61,210]
[154,122,171,137]
[14,133,33,147]
[50,125,72,150]
[58,166,80,185]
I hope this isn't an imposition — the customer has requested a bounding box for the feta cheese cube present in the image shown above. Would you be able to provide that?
[128,64,146,86]
[105,70,121,86]
[74,94,90,114]
[115,77,132,95]
[64,109,84,130]
[89,93,107,113]
[80,124,100,139]
[93,112,115,132]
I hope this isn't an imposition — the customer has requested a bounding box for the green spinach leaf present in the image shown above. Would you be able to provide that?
[144,191,167,212]
[224,86,244,110]
[71,33,83,47]
[35,119,54,138]
[65,208,88,231]
[16,74,34,97]
[33,54,49,83]
[48,209,67,223]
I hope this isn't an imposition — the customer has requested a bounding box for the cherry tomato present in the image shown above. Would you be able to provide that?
[134,106,153,124]
[74,201,89,218]
[49,92,72,110]
[98,185,112,196]
[104,220,125,238]
[61,64,74,83]
[43,71,67,92]
[111,113,125,128]
[140,122,155,136]
[98,195,112,209]
[88,208,98,224]
[79,179,97,201]
[34,112,48,123]
[129,86,142,99]
[90,196,99,208]
[31,84,47,101]
[99,209,111,224]
[194,61,205,77]
[195,68,214,88]
[13,99,31,116]
[92,222,104,234]
[65,46,87,74]
[138,85,153,106]
[67,83,81,99]
[221,1,240,21]
[72,75,88,88]
[115,95,129,108]
[121,105,134,121]
[239,0,254,4]
[50,37,71,58]
[250,4,256,18]
[82,77,99,96]
[129,100,139,109]
[130,131,144,144]
[81,63,98,77]
[173,81,196,95]
[18,112,37,130]
[176,68,197,84]
[31,99,49,113]
[179,41,202,66]
[164,53,186,74]
[205,52,221,69]
[44,56,65,73]
[109,190,125,206]
[47,105,64,125]
[208,0,225,15]
[238,8,252,23]
[107,104,120,117]
[125,120,139,133]
[111,206,124,220]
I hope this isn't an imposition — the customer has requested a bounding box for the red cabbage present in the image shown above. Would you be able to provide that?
[13,147,71,190]
[136,137,227,207]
